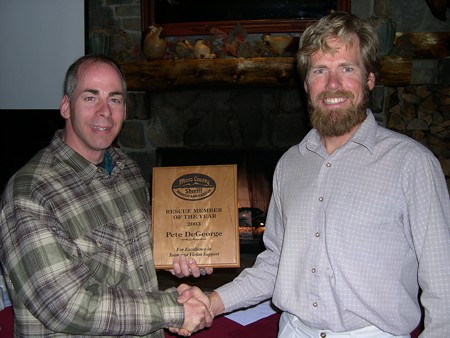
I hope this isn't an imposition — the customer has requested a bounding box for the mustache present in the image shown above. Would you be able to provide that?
[317,90,355,100]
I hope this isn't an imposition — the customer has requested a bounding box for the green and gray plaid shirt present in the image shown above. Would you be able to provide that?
[0,130,183,337]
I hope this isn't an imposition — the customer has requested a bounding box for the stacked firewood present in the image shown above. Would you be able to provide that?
[387,84,450,188]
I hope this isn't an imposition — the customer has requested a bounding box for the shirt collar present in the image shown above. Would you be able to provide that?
[50,130,124,183]
[299,109,378,156]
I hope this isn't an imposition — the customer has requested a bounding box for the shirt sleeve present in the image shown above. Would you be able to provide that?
[215,161,285,313]
[404,150,450,337]
[0,194,184,335]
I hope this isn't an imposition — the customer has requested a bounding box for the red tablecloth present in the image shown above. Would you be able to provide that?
[0,305,279,338]
[1,306,422,338]
[0,306,14,338]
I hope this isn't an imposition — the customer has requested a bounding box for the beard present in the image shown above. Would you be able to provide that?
[308,89,369,137]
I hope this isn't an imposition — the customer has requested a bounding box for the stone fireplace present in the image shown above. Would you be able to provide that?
[118,82,449,193]
[116,86,311,241]
[85,1,449,194]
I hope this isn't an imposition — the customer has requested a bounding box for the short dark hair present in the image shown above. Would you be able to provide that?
[63,54,127,102]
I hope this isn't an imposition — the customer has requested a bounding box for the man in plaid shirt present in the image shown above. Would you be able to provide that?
[0,54,213,337]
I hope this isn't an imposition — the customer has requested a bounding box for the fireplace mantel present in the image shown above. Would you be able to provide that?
[120,57,297,91]
[119,32,449,91]
[120,56,413,91]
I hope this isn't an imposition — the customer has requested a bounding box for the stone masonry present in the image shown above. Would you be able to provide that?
[88,0,450,190]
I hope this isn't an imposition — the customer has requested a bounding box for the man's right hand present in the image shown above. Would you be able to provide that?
[167,284,214,336]
[177,285,225,319]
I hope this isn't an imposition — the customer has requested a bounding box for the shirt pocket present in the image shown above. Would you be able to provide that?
[74,224,130,286]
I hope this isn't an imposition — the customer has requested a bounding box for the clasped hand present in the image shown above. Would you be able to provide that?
[167,284,213,336]
[165,255,214,336]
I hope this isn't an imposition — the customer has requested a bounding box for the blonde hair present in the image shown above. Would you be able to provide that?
[297,11,380,81]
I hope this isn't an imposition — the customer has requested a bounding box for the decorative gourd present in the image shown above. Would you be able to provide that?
[193,39,215,59]
[143,26,167,61]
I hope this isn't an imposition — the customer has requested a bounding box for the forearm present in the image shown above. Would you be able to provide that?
[1,207,184,334]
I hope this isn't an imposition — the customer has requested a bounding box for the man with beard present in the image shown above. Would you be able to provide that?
[175,11,450,338]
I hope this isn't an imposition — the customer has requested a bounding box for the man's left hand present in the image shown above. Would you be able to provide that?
[169,254,214,278]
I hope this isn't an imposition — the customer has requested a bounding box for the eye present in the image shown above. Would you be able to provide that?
[109,96,123,104]
[342,66,353,73]
[312,68,326,75]
[84,96,96,102]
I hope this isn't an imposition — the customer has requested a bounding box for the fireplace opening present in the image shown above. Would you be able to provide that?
[155,147,286,253]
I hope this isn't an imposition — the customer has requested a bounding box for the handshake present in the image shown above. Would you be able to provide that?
[167,255,224,336]
[168,284,216,336]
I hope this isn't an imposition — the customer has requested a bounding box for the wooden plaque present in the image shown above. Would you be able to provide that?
[151,164,240,269]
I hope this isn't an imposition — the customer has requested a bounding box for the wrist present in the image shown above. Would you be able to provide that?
[207,291,225,317]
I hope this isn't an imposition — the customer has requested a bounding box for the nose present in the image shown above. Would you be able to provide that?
[98,100,112,117]
[325,71,342,90]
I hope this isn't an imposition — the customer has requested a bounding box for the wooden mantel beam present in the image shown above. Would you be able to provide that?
[120,32,449,91]
[120,56,412,91]
[121,57,299,91]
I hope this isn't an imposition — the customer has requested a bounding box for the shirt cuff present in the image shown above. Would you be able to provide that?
[159,287,184,328]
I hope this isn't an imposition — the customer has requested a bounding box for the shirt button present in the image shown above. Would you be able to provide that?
[326,162,331,167]
[140,265,144,270]
[313,302,318,307]
[318,196,324,202]
[96,241,102,248]
[311,268,316,273]
[315,232,320,237]
[320,333,327,337]
[97,168,102,173]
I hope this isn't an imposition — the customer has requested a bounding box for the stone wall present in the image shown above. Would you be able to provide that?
[120,87,310,183]
[88,0,450,190]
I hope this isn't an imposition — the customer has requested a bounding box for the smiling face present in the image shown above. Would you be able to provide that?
[60,60,126,164]
[304,35,375,137]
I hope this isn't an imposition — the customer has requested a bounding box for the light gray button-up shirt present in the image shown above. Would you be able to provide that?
[216,111,450,337]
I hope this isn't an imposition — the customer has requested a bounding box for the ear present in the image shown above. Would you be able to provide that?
[60,95,70,119]
[303,80,309,93]
[367,72,376,90]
